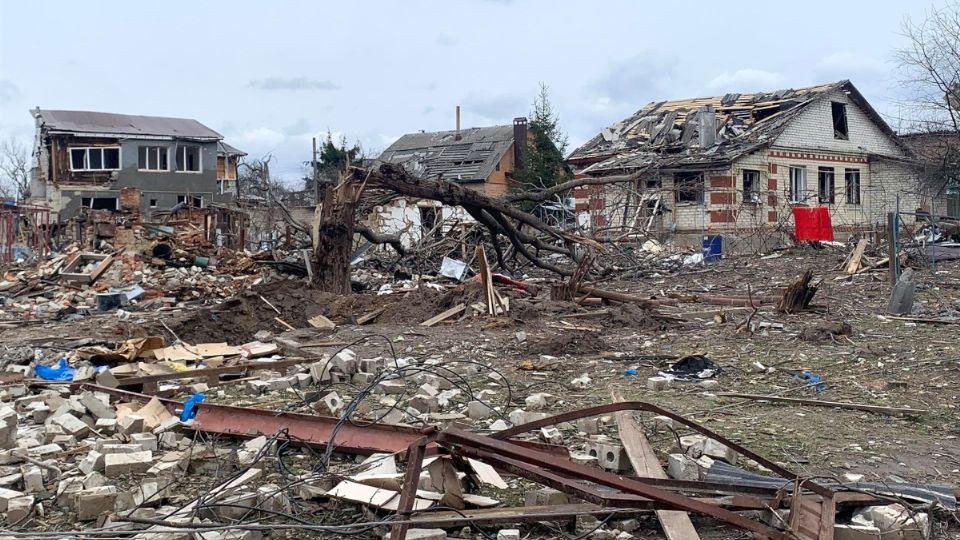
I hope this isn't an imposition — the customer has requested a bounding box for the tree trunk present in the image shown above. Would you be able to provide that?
[313,179,361,294]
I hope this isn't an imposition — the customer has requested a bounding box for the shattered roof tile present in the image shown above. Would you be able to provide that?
[377,125,515,183]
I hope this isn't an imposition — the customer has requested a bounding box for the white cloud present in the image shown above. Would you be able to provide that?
[707,69,785,92]
[0,80,21,104]
[590,53,678,105]
[231,127,286,151]
[247,77,338,91]
[812,52,888,85]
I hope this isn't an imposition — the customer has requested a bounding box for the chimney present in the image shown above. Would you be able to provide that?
[455,106,461,140]
[513,117,527,169]
[698,105,717,148]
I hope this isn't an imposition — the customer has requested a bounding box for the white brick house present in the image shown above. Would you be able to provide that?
[567,81,925,251]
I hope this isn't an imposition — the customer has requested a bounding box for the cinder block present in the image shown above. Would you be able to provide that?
[587,442,630,472]
[524,488,569,506]
[104,451,152,478]
[76,486,118,521]
[667,453,699,481]
[79,392,115,420]
[646,376,671,391]
[466,401,494,420]
[702,438,738,464]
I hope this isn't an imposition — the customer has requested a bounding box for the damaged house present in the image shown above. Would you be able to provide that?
[371,112,529,247]
[28,109,245,221]
[567,80,925,251]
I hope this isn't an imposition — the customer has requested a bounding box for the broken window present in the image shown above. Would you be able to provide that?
[79,197,118,210]
[674,172,703,204]
[139,146,169,171]
[176,145,201,172]
[176,195,187,205]
[69,147,121,171]
[789,166,806,203]
[818,167,835,204]
[149,198,158,208]
[831,102,848,140]
[742,169,761,203]
[191,195,204,208]
[845,168,861,205]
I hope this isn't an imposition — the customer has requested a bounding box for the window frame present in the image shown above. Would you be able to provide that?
[742,169,761,204]
[149,198,158,208]
[845,168,861,205]
[68,146,122,172]
[674,172,704,205]
[818,166,836,204]
[788,166,807,203]
[175,145,203,174]
[138,146,170,172]
[831,101,849,140]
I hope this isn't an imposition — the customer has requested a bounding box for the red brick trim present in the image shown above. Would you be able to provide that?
[768,163,777,174]
[767,178,777,190]
[710,192,733,205]
[767,194,778,206]
[768,211,778,222]
[709,175,733,188]
[768,150,867,163]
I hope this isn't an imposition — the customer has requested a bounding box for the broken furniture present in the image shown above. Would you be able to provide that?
[59,252,115,284]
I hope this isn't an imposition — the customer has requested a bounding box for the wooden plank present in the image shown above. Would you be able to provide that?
[611,389,701,540]
[356,307,386,325]
[845,239,868,274]
[407,503,650,527]
[420,303,466,327]
[307,314,336,329]
[716,393,926,415]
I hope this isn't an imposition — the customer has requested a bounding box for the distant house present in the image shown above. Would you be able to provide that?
[28,109,245,220]
[378,117,528,198]
[370,115,529,247]
[899,130,960,218]
[567,80,924,250]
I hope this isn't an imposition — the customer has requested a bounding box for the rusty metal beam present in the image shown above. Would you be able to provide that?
[439,427,790,540]
[490,400,831,497]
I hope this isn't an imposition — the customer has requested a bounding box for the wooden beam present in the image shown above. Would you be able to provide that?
[420,303,467,327]
[845,239,868,274]
[611,389,701,540]
[716,393,926,416]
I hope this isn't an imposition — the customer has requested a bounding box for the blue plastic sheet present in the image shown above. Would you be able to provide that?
[180,393,205,421]
[794,370,825,393]
[623,367,638,376]
[35,357,74,381]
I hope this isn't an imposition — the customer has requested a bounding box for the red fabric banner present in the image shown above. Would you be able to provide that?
[792,207,834,241]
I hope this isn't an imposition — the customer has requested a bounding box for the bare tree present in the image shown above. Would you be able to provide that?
[896,3,960,197]
[0,136,30,201]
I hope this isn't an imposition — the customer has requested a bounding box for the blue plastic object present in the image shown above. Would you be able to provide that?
[623,367,638,376]
[180,393,206,421]
[794,370,825,393]
[702,235,723,263]
[35,357,74,381]
[179,393,205,421]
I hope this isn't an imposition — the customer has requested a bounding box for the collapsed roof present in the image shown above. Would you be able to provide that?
[377,125,515,183]
[568,80,895,175]
[33,109,223,141]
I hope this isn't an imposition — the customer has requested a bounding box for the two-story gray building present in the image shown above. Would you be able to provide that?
[28,109,245,221]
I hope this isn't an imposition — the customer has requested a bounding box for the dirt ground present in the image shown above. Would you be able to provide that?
[6,244,960,538]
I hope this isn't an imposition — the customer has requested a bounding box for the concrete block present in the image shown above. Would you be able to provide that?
[466,401,494,420]
[104,451,153,477]
[576,417,600,435]
[524,488,569,506]
[0,406,16,449]
[133,481,161,507]
[130,433,158,452]
[667,453,699,481]
[20,466,43,493]
[94,418,117,433]
[359,358,384,373]
[79,392,115,420]
[332,350,358,374]
[6,494,33,524]
[679,435,706,458]
[118,414,145,434]
[524,393,554,410]
[245,380,271,394]
[351,372,376,385]
[407,395,439,414]
[497,530,520,540]
[540,427,563,444]
[76,486,118,521]
[587,443,630,472]
[376,379,406,395]
[317,392,343,416]
[570,452,599,466]
[79,451,104,475]
[51,414,89,438]
[702,438,738,464]
[0,487,24,511]
[309,361,332,383]
[646,376,671,391]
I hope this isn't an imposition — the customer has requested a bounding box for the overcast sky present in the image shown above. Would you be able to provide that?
[0,0,947,184]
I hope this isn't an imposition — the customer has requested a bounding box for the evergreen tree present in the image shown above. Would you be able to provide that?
[305,131,362,191]
[512,84,571,202]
